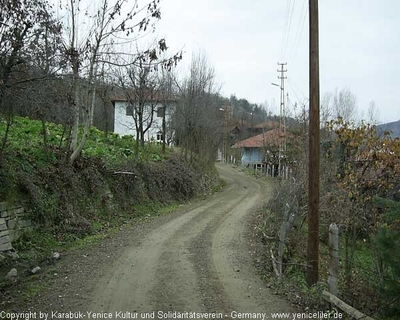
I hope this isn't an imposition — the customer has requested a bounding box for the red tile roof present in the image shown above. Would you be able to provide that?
[231,129,286,148]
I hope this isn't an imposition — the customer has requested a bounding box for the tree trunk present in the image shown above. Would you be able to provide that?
[70,115,89,164]
[70,73,97,164]
[135,135,140,159]
[139,114,145,148]
[162,104,167,154]
[70,58,80,151]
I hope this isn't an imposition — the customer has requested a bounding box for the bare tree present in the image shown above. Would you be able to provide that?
[118,55,161,158]
[173,52,222,162]
[318,88,358,126]
[158,67,177,154]
[321,92,332,126]
[62,0,172,163]
[367,100,380,125]
[333,88,357,122]
[0,0,62,155]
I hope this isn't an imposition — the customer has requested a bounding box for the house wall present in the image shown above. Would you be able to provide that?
[114,101,172,141]
[216,148,223,162]
[241,147,263,166]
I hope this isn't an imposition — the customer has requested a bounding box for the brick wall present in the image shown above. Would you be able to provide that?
[0,202,33,252]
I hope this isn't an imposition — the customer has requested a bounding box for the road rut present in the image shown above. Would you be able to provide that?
[85,164,295,318]
[9,165,296,319]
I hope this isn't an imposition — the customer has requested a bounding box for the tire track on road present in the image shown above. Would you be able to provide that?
[86,165,297,319]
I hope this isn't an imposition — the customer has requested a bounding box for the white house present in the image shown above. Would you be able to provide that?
[111,93,176,143]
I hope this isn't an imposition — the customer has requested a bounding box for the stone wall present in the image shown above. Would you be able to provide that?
[0,202,33,252]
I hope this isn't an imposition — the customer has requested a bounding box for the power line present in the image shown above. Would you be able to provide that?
[280,0,292,58]
[287,79,302,104]
[283,0,296,60]
[287,78,307,102]
[290,0,308,61]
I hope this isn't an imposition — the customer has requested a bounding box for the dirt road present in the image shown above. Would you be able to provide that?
[84,164,295,318]
[15,165,296,318]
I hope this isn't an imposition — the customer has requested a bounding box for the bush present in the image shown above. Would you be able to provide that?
[373,197,400,318]
[0,116,220,249]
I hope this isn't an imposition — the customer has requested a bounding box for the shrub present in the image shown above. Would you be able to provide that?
[373,197,400,318]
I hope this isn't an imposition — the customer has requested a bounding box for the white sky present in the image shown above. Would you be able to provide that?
[155,0,400,123]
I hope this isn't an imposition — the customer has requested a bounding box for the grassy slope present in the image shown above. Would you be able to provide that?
[0,116,220,261]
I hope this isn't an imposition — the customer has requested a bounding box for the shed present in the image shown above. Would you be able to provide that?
[231,129,283,166]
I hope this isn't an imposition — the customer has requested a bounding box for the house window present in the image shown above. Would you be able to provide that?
[156,106,165,118]
[156,131,164,141]
[126,105,133,116]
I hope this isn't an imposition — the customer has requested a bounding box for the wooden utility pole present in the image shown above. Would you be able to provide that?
[307,0,320,286]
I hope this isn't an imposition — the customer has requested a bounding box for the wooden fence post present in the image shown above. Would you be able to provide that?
[277,203,296,277]
[328,223,339,296]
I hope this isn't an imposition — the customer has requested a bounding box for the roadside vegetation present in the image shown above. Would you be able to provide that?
[2,0,397,315]
[0,115,220,289]
[260,111,400,318]
[0,0,225,273]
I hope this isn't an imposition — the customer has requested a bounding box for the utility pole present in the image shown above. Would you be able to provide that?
[277,62,287,176]
[278,63,287,141]
[220,105,229,163]
[307,0,320,286]
[224,105,229,163]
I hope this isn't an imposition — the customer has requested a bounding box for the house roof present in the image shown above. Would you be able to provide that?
[231,129,287,148]
[111,91,178,103]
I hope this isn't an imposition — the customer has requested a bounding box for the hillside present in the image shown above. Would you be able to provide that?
[377,119,400,138]
[0,116,219,258]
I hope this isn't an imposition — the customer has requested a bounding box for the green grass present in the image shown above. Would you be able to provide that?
[0,116,221,308]
[0,116,171,168]
[213,178,226,192]
[23,282,44,301]
[12,229,61,260]
[353,241,375,270]
[0,117,205,259]
[131,201,180,219]
[11,200,182,260]
[337,237,377,284]
[0,116,173,203]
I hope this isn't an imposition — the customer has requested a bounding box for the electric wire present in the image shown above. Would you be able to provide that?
[283,0,296,61]
[280,0,291,58]
[290,0,307,61]
[290,2,308,62]
[287,78,307,102]
[277,1,309,111]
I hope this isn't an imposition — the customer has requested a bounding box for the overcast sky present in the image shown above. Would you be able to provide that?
[155,0,400,123]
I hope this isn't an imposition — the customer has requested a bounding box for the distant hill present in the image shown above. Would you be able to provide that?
[377,120,400,138]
